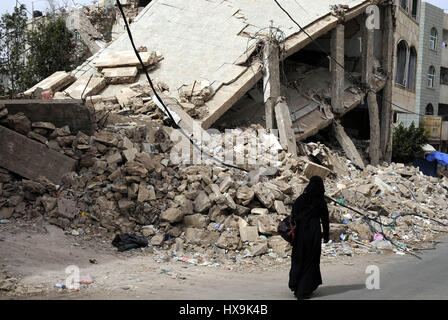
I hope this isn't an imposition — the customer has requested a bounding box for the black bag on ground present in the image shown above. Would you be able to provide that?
[112,233,149,252]
[277,216,296,243]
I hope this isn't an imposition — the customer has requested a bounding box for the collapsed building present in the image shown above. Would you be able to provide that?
[1,0,448,270]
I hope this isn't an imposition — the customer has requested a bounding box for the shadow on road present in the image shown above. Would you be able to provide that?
[313,284,365,298]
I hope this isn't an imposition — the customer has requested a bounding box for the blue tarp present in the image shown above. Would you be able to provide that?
[413,158,438,177]
[426,151,448,166]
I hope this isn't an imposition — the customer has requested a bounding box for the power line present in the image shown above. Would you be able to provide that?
[273,0,426,118]
[15,0,34,17]
[116,0,249,173]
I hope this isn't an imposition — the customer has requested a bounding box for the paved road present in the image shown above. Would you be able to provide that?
[51,239,448,300]
[313,239,448,300]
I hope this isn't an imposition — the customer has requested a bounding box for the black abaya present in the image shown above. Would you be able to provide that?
[288,176,329,298]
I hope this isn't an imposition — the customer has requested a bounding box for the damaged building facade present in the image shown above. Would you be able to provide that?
[26,0,398,167]
[394,1,448,150]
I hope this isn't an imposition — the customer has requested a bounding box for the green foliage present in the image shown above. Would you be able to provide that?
[392,122,429,164]
[24,15,77,88]
[0,5,28,95]
[0,6,79,95]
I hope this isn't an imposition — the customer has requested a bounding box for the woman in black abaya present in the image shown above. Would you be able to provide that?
[289,175,329,299]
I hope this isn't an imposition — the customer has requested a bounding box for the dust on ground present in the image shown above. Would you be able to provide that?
[0,220,406,300]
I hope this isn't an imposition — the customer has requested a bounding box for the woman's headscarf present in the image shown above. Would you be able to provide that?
[292,175,326,221]
[303,176,325,201]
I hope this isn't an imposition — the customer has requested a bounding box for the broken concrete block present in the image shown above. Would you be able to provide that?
[142,225,156,237]
[123,148,138,162]
[150,233,164,246]
[251,242,268,256]
[93,50,160,69]
[184,227,219,245]
[0,207,14,219]
[106,152,123,165]
[160,207,184,223]
[256,215,278,235]
[219,176,233,193]
[194,191,212,213]
[56,198,78,220]
[122,137,134,150]
[239,226,259,242]
[304,162,331,179]
[236,185,254,205]
[101,66,138,84]
[0,107,8,118]
[216,230,240,250]
[65,76,106,99]
[253,183,276,209]
[373,177,393,194]
[135,152,158,172]
[268,235,291,256]
[347,220,373,240]
[223,193,236,210]
[116,88,139,108]
[125,161,148,177]
[235,204,250,216]
[0,126,76,184]
[274,200,288,215]
[355,184,374,196]
[32,122,56,131]
[174,195,193,215]
[272,180,293,195]
[329,223,348,242]
[118,199,135,211]
[183,213,210,229]
[251,208,268,215]
[27,131,48,144]
[137,184,156,202]
[93,132,119,148]
[7,112,31,134]
[24,71,75,96]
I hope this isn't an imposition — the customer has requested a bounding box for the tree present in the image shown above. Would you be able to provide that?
[0,5,80,95]
[392,122,429,164]
[0,5,28,95]
[25,14,77,87]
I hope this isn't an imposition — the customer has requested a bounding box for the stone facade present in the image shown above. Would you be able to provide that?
[415,2,444,117]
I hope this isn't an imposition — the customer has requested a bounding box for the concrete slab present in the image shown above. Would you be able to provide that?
[65,76,107,99]
[24,71,75,96]
[0,126,77,184]
[101,66,138,84]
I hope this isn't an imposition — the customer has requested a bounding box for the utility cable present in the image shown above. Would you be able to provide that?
[116,0,249,172]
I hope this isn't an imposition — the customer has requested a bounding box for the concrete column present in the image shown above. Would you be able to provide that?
[363,16,380,166]
[331,23,345,114]
[263,41,281,129]
[274,97,297,155]
[380,4,394,163]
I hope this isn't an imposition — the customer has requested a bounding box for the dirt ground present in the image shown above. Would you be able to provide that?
[0,220,406,300]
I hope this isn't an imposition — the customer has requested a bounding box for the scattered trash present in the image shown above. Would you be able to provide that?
[89,259,98,264]
[55,283,66,289]
[373,234,384,241]
[79,274,93,284]
[371,239,393,250]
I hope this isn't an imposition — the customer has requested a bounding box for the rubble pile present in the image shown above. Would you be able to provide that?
[1,106,448,262]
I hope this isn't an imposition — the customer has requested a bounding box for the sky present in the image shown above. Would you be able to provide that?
[0,0,447,16]
[0,0,96,16]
